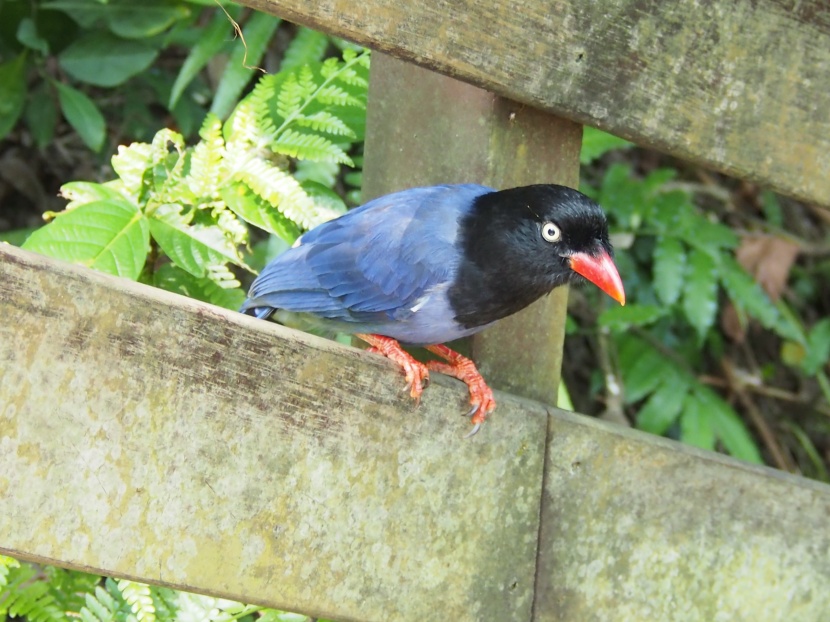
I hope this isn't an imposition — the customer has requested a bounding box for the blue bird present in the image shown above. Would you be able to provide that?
[241,184,624,435]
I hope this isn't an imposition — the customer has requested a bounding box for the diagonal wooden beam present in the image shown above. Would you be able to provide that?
[1,244,830,621]
[240,0,830,206]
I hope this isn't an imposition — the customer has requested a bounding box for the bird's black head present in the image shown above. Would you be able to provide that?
[448,184,625,329]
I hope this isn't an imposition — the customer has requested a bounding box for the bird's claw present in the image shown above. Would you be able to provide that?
[463,423,482,439]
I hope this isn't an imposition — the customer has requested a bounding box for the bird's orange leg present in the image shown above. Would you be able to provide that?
[355,333,429,402]
[425,344,495,436]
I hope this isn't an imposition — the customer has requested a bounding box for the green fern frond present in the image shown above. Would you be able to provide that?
[234,158,343,229]
[188,114,227,198]
[275,72,308,121]
[0,564,63,622]
[294,111,356,138]
[118,579,156,622]
[112,141,154,201]
[272,128,352,165]
[315,83,363,108]
[79,585,121,622]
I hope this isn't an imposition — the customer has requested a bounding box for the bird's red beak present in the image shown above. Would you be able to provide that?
[569,250,626,305]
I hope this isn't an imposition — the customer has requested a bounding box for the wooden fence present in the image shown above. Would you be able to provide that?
[2,1,830,621]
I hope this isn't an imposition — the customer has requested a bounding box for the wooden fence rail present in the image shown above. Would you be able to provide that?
[244,0,830,207]
[2,245,829,621]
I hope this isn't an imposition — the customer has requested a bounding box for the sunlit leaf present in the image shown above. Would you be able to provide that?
[579,127,632,165]
[220,182,301,244]
[22,199,149,279]
[149,204,246,278]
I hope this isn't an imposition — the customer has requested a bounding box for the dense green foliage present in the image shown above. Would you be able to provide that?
[2,3,828,618]
[21,47,368,310]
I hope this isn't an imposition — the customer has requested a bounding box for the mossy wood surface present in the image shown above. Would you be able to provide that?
[2,244,830,620]
[242,0,830,206]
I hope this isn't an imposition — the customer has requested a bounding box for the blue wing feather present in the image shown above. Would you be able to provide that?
[240,184,494,335]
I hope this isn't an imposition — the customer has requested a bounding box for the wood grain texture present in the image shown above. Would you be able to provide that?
[1,245,830,620]
[0,245,547,622]
[363,54,581,405]
[241,0,830,206]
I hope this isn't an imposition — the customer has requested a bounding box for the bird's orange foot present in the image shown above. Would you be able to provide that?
[425,344,495,437]
[356,333,429,402]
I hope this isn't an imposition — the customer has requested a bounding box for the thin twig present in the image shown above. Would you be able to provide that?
[722,358,798,473]
[595,327,630,426]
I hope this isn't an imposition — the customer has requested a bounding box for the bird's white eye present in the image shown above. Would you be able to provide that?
[541,222,561,242]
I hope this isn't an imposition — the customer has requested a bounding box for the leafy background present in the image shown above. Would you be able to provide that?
[1,0,829,618]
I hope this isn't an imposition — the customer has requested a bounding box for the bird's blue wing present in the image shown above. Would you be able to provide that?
[241,184,493,324]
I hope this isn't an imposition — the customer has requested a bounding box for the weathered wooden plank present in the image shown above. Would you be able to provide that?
[533,412,830,621]
[2,245,830,620]
[363,54,581,404]
[241,0,830,206]
[0,245,547,622]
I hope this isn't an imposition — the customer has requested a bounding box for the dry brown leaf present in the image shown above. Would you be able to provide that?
[722,234,800,342]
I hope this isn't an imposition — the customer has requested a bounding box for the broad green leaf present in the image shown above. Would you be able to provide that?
[695,386,762,463]
[105,0,190,39]
[599,304,667,332]
[55,81,106,151]
[653,236,686,305]
[61,181,128,210]
[22,199,149,280]
[580,127,631,165]
[0,53,27,141]
[17,18,49,54]
[149,204,246,278]
[0,228,36,246]
[59,32,157,87]
[210,12,280,119]
[682,249,718,340]
[679,392,715,451]
[620,340,666,403]
[23,84,58,149]
[803,318,830,375]
[169,12,231,108]
[636,375,689,435]
[221,182,301,244]
[153,264,245,310]
[280,27,329,71]
[647,190,692,234]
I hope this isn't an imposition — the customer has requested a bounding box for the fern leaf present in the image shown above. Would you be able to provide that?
[111,141,154,200]
[233,158,343,229]
[275,72,306,120]
[188,114,226,198]
[118,580,155,622]
[294,111,356,138]
[271,128,352,165]
[315,83,363,107]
